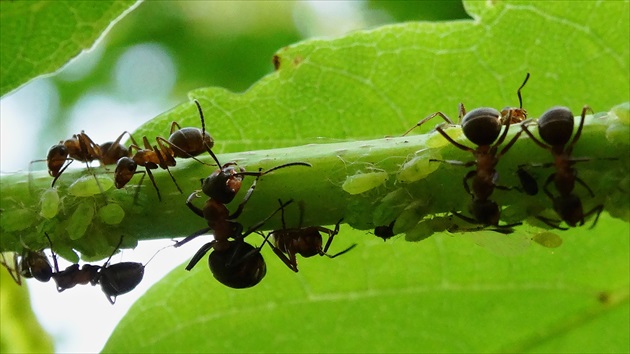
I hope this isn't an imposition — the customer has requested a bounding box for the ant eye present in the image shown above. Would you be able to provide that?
[461,107,502,146]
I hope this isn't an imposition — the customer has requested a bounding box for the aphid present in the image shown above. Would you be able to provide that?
[262,200,356,273]
[516,165,538,196]
[521,106,604,229]
[374,220,396,241]
[46,234,161,304]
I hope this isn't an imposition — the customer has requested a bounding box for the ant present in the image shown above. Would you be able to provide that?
[405,107,524,231]
[36,131,136,187]
[1,248,53,285]
[46,233,162,304]
[260,200,356,273]
[499,73,530,125]
[175,196,294,289]
[520,106,605,229]
[114,100,217,201]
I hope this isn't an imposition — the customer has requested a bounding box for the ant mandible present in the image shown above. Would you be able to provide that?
[520,106,604,229]
[261,200,356,273]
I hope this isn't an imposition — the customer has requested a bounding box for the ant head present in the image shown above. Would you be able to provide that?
[469,199,500,226]
[537,106,575,147]
[552,194,583,227]
[114,157,138,188]
[19,250,53,282]
[208,240,266,288]
[460,107,502,146]
[47,144,69,177]
[200,164,244,204]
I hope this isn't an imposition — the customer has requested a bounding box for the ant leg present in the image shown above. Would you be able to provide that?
[458,102,467,123]
[186,191,204,218]
[184,240,217,271]
[463,170,476,197]
[132,171,146,205]
[402,111,456,137]
[320,219,343,254]
[496,130,523,159]
[144,168,162,201]
[101,236,124,268]
[450,211,478,225]
[575,177,595,198]
[521,124,551,151]
[0,252,22,285]
[324,244,357,258]
[585,204,604,229]
[542,173,556,200]
[536,215,568,231]
[435,126,475,153]
[156,137,213,167]
[44,233,61,273]
[254,231,299,272]
[169,121,183,135]
[493,111,514,147]
[239,199,295,238]
[228,171,261,220]
[568,105,592,153]
[277,199,288,229]
[174,227,212,248]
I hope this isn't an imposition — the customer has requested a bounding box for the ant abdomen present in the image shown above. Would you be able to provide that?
[460,107,503,146]
[537,106,575,146]
[168,127,215,158]
[208,241,266,289]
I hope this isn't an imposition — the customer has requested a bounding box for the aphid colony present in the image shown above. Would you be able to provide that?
[3,100,352,302]
[3,74,618,303]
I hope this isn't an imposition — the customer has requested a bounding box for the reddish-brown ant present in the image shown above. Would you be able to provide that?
[261,200,356,273]
[405,107,524,231]
[520,106,604,229]
[114,100,218,201]
[34,131,137,187]
[499,73,530,125]
[46,233,162,304]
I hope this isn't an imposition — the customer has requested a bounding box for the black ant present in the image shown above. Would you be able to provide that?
[520,106,604,229]
[260,200,355,273]
[405,107,524,231]
[1,248,53,285]
[46,233,162,304]
[114,100,217,201]
[175,195,293,289]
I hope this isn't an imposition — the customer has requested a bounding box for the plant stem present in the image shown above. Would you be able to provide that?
[1,104,628,261]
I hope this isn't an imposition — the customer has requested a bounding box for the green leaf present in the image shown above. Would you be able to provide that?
[97,1,629,353]
[104,215,628,353]
[0,0,138,97]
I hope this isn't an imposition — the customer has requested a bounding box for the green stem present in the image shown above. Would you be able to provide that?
[1,104,628,261]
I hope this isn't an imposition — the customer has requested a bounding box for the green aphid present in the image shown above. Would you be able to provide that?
[39,188,60,219]
[611,102,630,125]
[68,175,114,197]
[531,232,563,249]
[342,171,388,195]
[66,201,95,240]
[398,149,441,183]
[0,209,37,232]
[98,204,125,225]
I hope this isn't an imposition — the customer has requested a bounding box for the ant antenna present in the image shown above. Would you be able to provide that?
[193,99,222,167]
[517,73,530,109]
